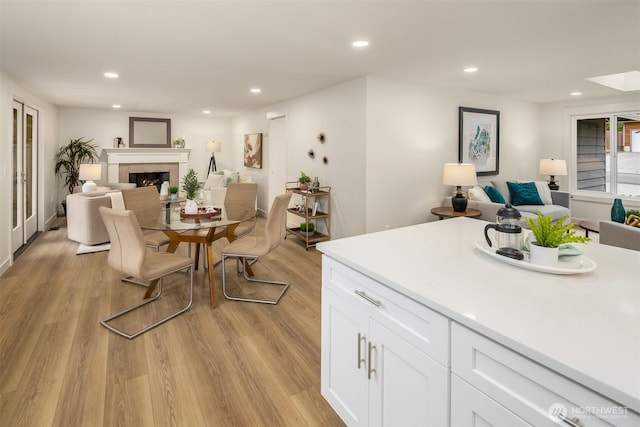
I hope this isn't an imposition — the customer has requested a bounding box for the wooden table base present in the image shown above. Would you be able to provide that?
[144,223,240,308]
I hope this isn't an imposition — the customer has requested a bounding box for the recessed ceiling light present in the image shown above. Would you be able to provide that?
[202,110,211,114]
[112,104,121,109]
[570,92,582,96]
[104,72,119,79]
[352,40,369,48]
[250,88,261,93]
[464,67,478,73]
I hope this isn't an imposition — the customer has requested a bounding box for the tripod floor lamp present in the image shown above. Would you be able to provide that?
[206,141,222,177]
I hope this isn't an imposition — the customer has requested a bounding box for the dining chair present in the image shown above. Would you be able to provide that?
[98,207,194,339]
[221,192,292,304]
[193,182,258,269]
[121,186,171,251]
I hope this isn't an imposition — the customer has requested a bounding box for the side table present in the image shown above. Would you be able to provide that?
[578,219,600,237]
[431,206,482,220]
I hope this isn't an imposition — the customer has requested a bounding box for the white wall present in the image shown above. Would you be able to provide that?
[232,78,367,239]
[58,108,232,211]
[540,94,640,220]
[0,71,59,275]
[366,77,542,232]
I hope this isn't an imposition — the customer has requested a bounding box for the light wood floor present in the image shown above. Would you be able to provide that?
[0,217,344,427]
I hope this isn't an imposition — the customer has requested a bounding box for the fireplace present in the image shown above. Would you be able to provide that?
[100,148,190,188]
[129,171,170,191]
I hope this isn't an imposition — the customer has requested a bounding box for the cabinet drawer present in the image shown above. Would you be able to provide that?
[323,256,449,367]
[451,323,640,427]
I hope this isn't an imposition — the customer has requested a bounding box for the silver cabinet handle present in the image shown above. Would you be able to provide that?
[367,342,376,380]
[357,333,366,369]
[558,414,582,427]
[355,290,381,307]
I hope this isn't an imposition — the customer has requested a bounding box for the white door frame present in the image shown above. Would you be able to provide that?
[11,100,38,252]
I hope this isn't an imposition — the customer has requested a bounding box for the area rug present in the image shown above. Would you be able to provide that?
[76,243,110,255]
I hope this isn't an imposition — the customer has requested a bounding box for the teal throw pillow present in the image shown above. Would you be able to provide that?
[507,181,544,205]
[484,185,506,204]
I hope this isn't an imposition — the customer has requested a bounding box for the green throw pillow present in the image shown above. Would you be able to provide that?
[221,172,240,188]
[484,185,506,204]
[507,181,544,205]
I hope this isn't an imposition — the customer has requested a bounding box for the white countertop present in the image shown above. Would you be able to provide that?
[317,217,640,412]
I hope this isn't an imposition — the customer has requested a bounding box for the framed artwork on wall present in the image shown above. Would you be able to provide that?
[244,133,263,168]
[129,117,172,148]
[458,107,500,176]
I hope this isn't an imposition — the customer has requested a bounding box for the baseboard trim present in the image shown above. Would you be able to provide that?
[0,256,11,277]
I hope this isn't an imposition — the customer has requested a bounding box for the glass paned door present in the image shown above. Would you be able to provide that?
[11,100,38,253]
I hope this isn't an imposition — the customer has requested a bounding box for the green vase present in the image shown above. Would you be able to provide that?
[611,198,625,223]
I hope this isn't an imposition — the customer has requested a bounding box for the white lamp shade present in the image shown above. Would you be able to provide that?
[79,163,102,181]
[539,159,567,176]
[442,163,478,186]
[206,141,222,153]
[79,163,101,192]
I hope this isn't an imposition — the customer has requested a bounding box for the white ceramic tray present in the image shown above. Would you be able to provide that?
[474,240,597,275]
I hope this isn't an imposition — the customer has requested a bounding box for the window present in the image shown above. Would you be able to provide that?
[575,113,640,197]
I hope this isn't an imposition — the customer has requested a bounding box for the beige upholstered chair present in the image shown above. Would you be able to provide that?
[599,221,640,251]
[193,182,258,269]
[221,192,292,304]
[99,207,194,339]
[121,186,171,251]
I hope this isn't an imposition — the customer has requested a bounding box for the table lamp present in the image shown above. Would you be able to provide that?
[206,140,222,177]
[79,163,102,192]
[443,163,477,212]
[539,159,567,190]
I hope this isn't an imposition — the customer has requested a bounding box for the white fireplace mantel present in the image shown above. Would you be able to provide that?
[100,148,191,184]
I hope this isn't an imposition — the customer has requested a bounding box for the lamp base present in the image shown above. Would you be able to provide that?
[82,181,97,192]
[547,175,559,190]
[451,194,468,212]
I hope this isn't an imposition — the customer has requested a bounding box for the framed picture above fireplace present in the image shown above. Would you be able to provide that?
[129,117,172,148]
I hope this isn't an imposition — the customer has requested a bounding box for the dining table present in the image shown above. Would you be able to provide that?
[140,201,257,308]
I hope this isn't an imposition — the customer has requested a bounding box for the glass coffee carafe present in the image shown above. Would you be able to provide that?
[484,204,524,260]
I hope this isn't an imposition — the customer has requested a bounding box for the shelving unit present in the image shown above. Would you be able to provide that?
[285,182,331,250]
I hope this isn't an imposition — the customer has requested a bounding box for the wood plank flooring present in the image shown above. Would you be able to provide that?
[0,217,344,426]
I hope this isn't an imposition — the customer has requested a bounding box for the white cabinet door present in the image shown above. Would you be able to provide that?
[321,287,370,426]
[369,319,449,427]
[451,374,532,427]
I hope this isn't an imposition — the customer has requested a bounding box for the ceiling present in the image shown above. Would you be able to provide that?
[1,0,639,117]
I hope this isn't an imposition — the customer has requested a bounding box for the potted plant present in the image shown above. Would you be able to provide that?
[181,168,201,214]
[300,221,315,237]
[169,185,179,200]
[298,171,312,190]
[181,168,200,200]
[526,211,590,265]
[55,137,99,213]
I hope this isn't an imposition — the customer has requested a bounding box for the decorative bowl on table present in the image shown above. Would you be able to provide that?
[180,206,221,219]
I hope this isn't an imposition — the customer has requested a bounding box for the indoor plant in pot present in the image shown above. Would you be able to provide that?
[169,185,179,200]
[300,221,315,237]
[181,168,200,214]
[526,211,590,266]
[54,137,99,213]
[298,171,311,191]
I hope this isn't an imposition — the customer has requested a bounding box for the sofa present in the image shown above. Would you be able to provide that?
[444,179,570,224]
[66,183,136,245]
[599,221,640,251]
[201,169,253,206]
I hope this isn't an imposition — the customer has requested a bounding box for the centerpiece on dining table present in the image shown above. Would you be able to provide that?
[179,168,220,219]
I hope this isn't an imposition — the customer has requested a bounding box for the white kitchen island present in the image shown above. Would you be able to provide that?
[318,217,639,427]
